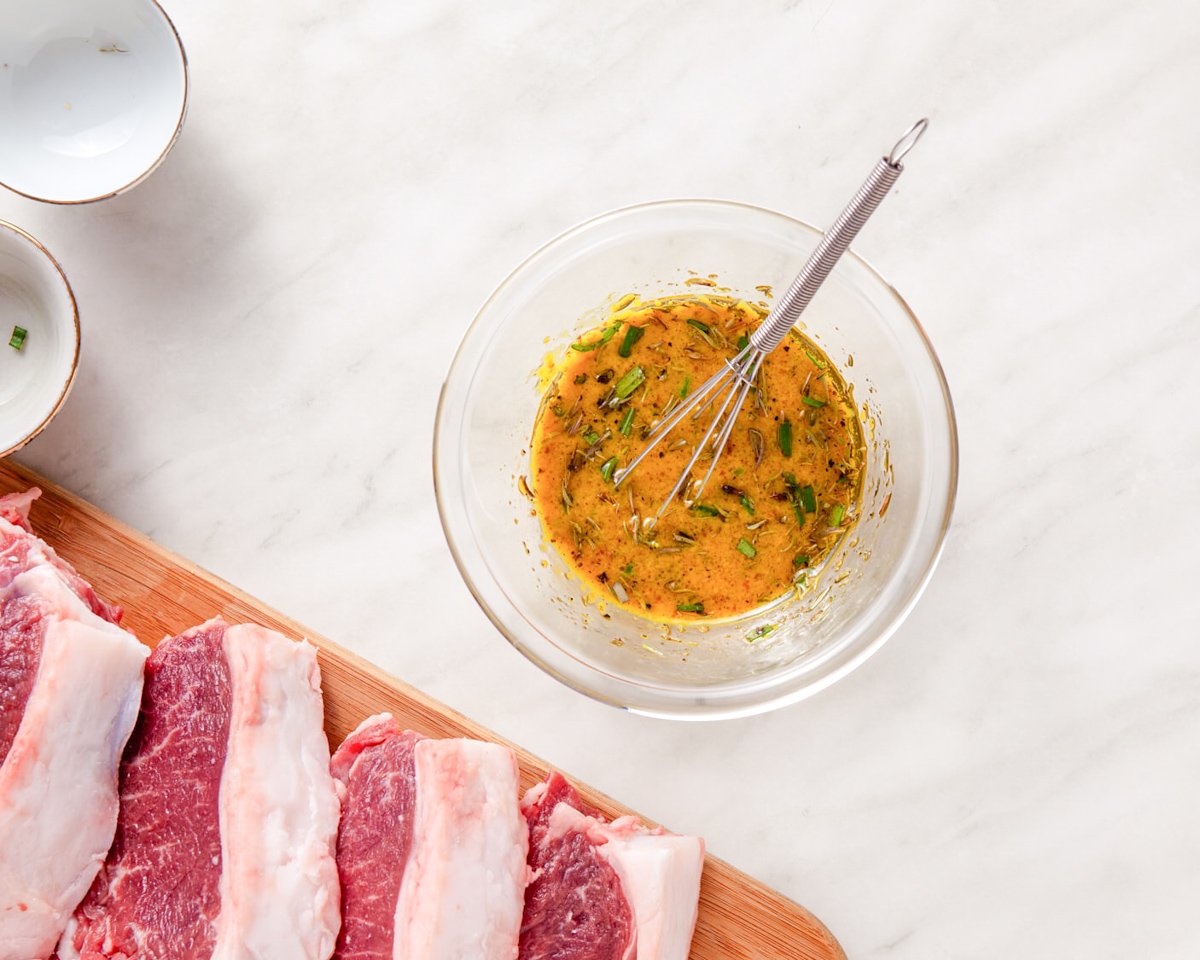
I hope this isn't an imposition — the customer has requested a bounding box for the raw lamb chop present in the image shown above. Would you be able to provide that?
[0,488,148,960]
[330,714,527,960]
[519,772,704,960]
[59,618,341,960]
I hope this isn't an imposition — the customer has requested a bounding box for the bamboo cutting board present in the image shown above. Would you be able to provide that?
[0,459,844,960]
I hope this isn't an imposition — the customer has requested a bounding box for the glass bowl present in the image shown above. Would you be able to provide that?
[434,199,957,719]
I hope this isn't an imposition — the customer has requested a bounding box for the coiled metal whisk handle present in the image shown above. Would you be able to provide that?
[750,118,929,354]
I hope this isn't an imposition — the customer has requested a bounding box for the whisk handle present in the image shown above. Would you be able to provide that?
[750,118,928,354]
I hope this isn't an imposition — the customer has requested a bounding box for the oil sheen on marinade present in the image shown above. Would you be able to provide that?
[530,293,866,620]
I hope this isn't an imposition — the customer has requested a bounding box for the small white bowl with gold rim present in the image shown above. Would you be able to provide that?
[0,220,80,457]
[0,0,188,204]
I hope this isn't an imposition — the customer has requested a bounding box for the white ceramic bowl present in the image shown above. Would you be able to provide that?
[0,220,80,456]
[0,0,188,204]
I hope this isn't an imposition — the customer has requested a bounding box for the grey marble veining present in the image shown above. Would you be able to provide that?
[3,1,1199,956]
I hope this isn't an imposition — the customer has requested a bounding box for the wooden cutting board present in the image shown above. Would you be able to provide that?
[0,459,844,960]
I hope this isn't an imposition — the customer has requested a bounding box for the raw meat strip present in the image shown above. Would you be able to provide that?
[0,489,147,960]
[330,716,528,960]
[519,773,704,960]
[330,716,424,960]
[60,619,341,960]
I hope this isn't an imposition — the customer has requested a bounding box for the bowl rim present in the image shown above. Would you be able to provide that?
[0,0,190,205]
[434,197,959,719]
[0,218,81,457]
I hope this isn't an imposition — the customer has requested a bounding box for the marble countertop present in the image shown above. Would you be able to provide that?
[4,1,1198,956]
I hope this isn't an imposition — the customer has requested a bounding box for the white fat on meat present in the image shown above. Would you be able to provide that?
[0,566,147,960]
[544,804,705,960]
[393,739,528,960]
[210,625,342,960]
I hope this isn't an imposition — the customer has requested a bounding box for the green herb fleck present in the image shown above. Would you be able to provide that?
[829,504,845,527]
[618,406,635,437]
[799,484,816,513]
[618,325,644,358]
[793,554,810,567]
[573,373,588,385]
[736,538,757,558]
[583,428,600,445]
[679,375,691,399]
[614,366,646,400]
[686,318,712,335]
[737,333,749,351]
[691,503,721,518]
[740,494,755,515]
[570,323,620,352]
[778,419,793,457]
[8,326,27,351]
[600,456,619,483]
[802,395,827,409]
[622,562,634,576]
[676,602,705,614]
[804,348,827,368]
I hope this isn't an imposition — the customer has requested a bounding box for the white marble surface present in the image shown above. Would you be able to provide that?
[3,0,1199,955]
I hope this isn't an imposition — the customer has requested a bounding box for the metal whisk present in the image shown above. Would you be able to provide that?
[614,118,929,517]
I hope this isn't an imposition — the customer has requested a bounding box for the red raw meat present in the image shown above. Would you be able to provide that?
[520,773,634,960]
[66,623,231,959]
[0,489,146,960]
[519,773,704,960]
[61,619,341,960]
[330,716,424,960]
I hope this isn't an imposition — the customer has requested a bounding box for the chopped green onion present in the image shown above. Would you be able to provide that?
[676,602,705,614]
[570,324,620,352]
[746,624,775,643]
[614,366,645,399]
[583,428,600,445]
[691,503,720,518]
[799,484,816,513]
[802,395,827,408]
[829,504,845,527]
[778,419,793,457]
[793,504,806,528]
[794,554,810,567]
[804,348,826,368]
[8,326,27,351]
[618,325,644,358]
[679,375,691,399]
[740,495,755,515]
[599,456,619,482]
[618,406,635,437]
[686,318,711,335]
[736,538,757,558]
[737,333,749,350]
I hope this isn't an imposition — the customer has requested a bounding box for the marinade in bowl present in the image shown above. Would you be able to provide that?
[434,199,957,719]
[529,293,866,622]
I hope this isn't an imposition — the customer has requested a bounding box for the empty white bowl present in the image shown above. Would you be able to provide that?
[0,220,80,456]
[0,0,188,204]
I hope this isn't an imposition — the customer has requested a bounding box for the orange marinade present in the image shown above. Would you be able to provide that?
[530,295,865,620]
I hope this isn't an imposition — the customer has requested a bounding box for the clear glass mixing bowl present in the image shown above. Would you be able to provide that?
[434,199,957,719]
